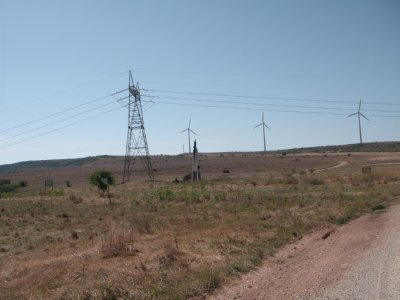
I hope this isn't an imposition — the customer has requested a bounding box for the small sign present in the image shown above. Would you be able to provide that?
[45,179,53,191]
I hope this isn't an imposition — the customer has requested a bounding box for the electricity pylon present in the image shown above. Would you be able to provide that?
[123,71,154,183]
[254,112,271,152]
[180,118,197,154]
[346,99,369,144]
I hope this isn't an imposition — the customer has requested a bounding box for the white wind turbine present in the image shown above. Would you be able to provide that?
[254,112,271,152]
[346,99,369,144]
[180,119,197,154]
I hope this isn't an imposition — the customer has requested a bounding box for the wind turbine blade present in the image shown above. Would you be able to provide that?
[254,123,262,129]
[190,129,197,135]
[360,113,369,121]
[346,112,357,118]
[189,119,191,128]
[264,124,271,130]
[180,129,188,133]
[358,99,362,111]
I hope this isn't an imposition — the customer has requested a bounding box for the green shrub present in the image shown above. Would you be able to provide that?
[309,178,324,185]
[0,179,11,185]
[89,170,115,192]
[371,203,386,211]
[0,184,17,193]
[49,189,64,197]
[19,180,28,187]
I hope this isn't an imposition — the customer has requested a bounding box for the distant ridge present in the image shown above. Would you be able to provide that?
[269,141,400,155]
[1,141,399,174]
[0,156,98,174]
[213,141,400,155]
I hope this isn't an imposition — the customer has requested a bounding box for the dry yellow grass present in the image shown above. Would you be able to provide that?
[0,153,400,299]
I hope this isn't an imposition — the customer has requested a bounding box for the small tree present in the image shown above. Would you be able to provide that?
[19,180,28,187]
[88,170,115,203]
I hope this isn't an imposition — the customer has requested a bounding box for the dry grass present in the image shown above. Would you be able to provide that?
[0,154,400,299]
[100,223,137,258]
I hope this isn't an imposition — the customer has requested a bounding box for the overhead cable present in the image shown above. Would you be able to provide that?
[0,99,127,143]
[0,106,126,150]
[0,89,128,135]
[141,95,400,114]
[141,99,400,118]
[143,89,400,106]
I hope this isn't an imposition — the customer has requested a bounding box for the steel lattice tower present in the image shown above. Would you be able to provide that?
[122,71,154,183]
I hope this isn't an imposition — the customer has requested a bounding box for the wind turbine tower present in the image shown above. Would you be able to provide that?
[254,112,271,152]
[346,99,369,144]
[180,119,197,154]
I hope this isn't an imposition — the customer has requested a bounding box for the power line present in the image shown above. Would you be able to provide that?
[0,89,128,135]
[141,99,400,118]
[141,95,400,114]
[133,70,400,80]
[0,106,126,150]
[0,99,126,143]
[143,88,400,106]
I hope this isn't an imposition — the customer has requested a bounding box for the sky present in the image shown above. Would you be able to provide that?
[1,0,399,165]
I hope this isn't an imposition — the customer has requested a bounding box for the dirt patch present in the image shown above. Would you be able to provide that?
[315,161,348,172]
[208,203,395,300]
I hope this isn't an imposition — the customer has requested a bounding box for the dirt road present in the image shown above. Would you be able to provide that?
[312,203,400,300]
[209,201,400,300]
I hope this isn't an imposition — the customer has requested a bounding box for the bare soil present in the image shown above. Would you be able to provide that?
[209,201,400,300]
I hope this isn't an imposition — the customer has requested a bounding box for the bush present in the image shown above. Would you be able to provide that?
[0,184,17,193]
[309,178,324,185]
[371,204,386,211]
[89,170,115,193]
[182,173,192,182]
[19,180,28,187]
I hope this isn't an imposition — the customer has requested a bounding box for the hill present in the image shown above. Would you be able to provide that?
[0,156,98,174]
[269,141,400,155]
[1,141,399,174]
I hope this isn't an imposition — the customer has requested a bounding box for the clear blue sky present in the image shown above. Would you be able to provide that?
[1,0,399,165]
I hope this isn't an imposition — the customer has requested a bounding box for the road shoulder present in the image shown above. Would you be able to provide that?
[208,203,397,300]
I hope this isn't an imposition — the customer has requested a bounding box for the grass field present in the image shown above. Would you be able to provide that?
[1,152,400,299]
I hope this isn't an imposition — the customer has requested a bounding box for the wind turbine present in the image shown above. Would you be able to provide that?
[346,99,369,144]
[254,112,271,152]
[180,119,197,154]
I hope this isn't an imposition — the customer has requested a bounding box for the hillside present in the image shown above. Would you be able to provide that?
[0,156,98,174]
[1,141,399,174]
[273,141,400,154]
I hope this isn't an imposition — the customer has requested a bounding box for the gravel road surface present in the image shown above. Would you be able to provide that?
[209,202,400,300]
[311,204,400,300]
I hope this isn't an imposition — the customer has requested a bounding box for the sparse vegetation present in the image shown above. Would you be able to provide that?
[100,225,137,258]
[18,180,28,187]
[88,170,115,194]
[0,152,399,299]
[182,173,192,182]
[309,178,324,185]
